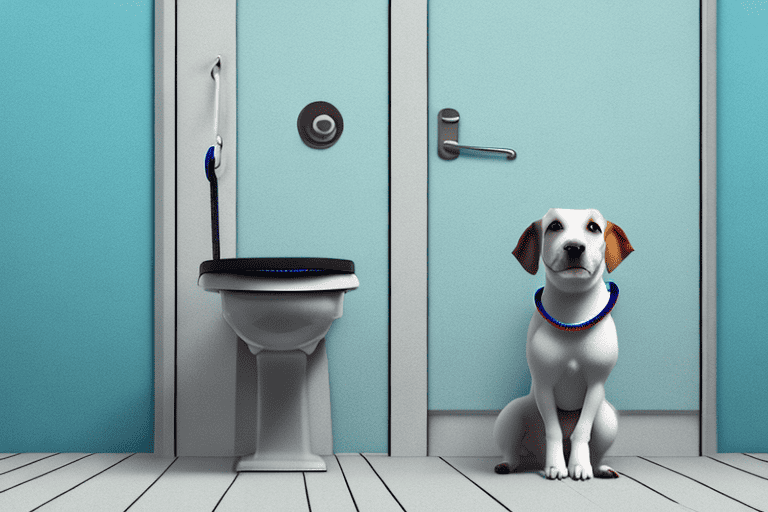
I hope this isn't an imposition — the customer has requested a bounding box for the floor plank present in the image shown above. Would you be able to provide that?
[304,456,357,512]
[34,453,176,512]
[710,454,768,480]
[560,458,689,512]
[610,456,753,511]
[748,454,768,463]
[0,453,764,511]
[365,455,509,511]
[0,453,90,493]
[0,453,131,511]
[214,472,309,512]
[0,453,58,477]
[336,454,404,512]
[442,456,604,511]
[0,454,18,461]
[646,456,768,511]
[127,457,236,512]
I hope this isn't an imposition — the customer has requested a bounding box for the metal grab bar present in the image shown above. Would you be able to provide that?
[211,56,223,170]
[442,140,516,160]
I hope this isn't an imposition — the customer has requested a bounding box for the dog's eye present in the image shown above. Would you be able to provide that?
[547,220,563,232]
[587,221,602,234]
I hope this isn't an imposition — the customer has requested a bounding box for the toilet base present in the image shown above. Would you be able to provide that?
[238,349,326,472]
[236,453,326,472]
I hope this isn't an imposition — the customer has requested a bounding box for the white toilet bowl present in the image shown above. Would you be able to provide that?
[199,258,358,471]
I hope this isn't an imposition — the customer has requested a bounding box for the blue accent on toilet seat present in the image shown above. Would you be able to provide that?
[199,257,355,278]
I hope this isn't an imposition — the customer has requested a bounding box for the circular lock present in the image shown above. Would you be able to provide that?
[310,114,337,143]
[298,102,343,149]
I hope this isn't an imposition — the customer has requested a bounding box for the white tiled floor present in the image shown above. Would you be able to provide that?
[0,452,765,511]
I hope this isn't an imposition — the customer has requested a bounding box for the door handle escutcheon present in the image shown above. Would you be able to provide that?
[437,108,516,161]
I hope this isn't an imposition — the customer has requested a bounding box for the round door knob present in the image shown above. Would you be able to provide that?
[298,102,343,149]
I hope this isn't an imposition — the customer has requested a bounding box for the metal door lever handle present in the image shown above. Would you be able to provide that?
[437,108,516,161]
[442,140,516,160]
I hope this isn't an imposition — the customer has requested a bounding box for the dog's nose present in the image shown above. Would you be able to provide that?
[565,245,585,258]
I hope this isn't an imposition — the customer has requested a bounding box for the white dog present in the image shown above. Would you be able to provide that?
[493,208,633,480]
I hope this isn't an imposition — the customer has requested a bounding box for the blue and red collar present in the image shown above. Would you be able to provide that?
[534,282,619,332]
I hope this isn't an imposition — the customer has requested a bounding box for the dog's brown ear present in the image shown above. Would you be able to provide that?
[605,221,634,273]
[513,220,542,275]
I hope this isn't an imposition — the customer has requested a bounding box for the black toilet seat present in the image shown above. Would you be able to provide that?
[199,258,355,278]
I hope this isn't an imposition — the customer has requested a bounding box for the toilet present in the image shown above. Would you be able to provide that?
[198,257,358,471]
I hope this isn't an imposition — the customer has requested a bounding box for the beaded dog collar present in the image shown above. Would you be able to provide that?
[534,282,619,332]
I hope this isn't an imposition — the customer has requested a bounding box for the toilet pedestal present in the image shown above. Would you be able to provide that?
[236,349,326,472]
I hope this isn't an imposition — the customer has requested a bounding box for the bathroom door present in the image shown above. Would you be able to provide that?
[427,1,701,451]
[235,1,389,454]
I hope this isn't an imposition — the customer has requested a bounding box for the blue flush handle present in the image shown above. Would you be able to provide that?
[205,146,216,182]
[205,145,220,260]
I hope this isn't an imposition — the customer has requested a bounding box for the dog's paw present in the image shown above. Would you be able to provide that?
[543,443,568,480]
[494,462,511,474]
[568,464,593,480]
[594,465,619,478]
[544,465,568,480]
[567,442,593,480]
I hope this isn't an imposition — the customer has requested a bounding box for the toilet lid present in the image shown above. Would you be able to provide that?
[199,257,355,278]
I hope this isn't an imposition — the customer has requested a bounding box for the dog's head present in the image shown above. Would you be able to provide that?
[513,208,633,290]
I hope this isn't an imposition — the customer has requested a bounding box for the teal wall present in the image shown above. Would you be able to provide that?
[716,1,768,452]
[0,2,154,452]
[1,0,766,454]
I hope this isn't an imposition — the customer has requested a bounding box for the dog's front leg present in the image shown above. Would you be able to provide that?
[533,386,567,479]
[568,380,606,480]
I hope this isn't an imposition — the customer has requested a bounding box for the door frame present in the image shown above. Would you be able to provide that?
[155,0,239,457]
[154,0,717,457]
[387,0,718,457]
[154,0,175,457]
